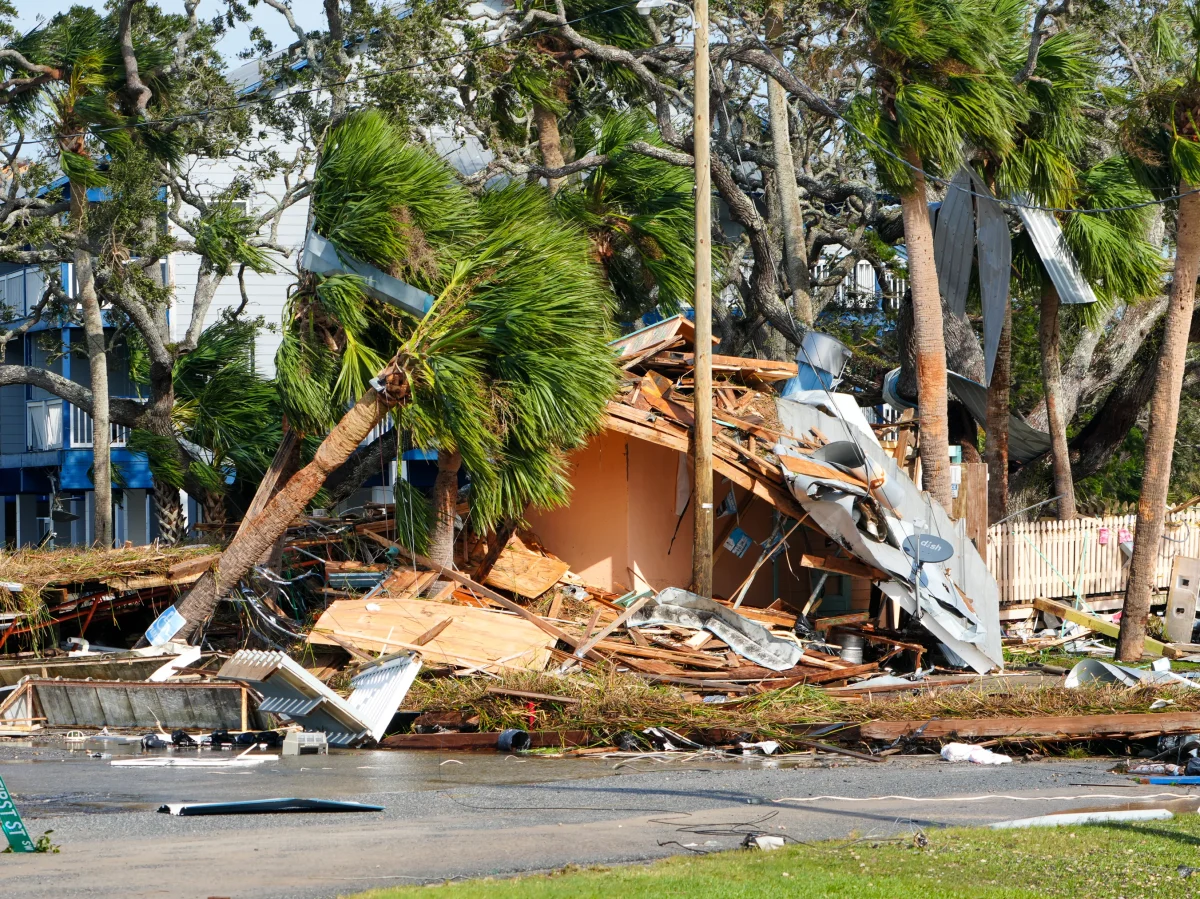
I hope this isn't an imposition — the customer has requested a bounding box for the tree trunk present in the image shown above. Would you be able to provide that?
[71,185,112,547]
[533,102,566,196]
[427,450,462,571]
[1117,185,1200,662]
[169,369,408,642]
[1040,280,1076,519]
[152,479,184,546]
[765,0,813,326]
[986,304,1011,524]
[898,151,952,511]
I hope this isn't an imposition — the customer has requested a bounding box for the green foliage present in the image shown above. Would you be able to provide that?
[1122,1,1200,192]
[284,111,619,539]
[393,475,432,557]
[850,0,1026,192]
[5,4,181,174]
[133,316,281,501]
[194,194,273,277]
[558,110,696,320]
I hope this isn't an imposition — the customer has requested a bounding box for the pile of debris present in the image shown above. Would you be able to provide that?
[9,319,1200,761]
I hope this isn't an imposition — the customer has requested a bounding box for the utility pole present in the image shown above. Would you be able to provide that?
[691,0,713,598]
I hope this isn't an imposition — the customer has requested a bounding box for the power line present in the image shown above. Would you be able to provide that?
[0,1,646,151]
[8,2,1195,218]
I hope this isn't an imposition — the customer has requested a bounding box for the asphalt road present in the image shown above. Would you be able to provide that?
[0,742,1189,899]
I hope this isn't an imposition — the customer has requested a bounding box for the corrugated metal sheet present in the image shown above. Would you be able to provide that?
[1014,196,1098,305]
[217,650,419,746]
[972,174,1012,385]
[346,655,423,742]
[933,168,975,319]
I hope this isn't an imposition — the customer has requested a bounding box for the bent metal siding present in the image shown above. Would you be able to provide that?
[986,511,1200,604]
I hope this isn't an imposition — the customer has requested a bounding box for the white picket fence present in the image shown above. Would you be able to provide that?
[986,512,1200,604]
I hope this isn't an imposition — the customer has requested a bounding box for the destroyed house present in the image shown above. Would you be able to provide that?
[527,316,1003,672]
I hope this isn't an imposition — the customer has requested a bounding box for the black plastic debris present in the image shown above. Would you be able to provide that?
[158,798,385,816]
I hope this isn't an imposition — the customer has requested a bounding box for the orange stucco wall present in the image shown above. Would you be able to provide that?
[528,432,816,609]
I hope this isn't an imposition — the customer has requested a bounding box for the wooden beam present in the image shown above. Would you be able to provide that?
[800,553,886,581]
[483,687,582,705]
[1032,597,1185,659]
[862,712,1200,741]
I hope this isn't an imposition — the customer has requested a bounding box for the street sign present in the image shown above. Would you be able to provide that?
[903,534,954,564]
[0,771,35,852]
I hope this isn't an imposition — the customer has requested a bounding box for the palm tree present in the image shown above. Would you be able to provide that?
[555,110,696,323]
[848,0,1025,511]
[170,111,618,639]
[994,32,1161,521]
[127,314,283,541]
[4,7,174,546]
[1116,4,1200,661]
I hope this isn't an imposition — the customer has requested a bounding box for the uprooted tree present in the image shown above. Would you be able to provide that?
[169,110,618,640]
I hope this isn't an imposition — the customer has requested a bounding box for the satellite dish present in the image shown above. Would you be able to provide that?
[903,534,954,564]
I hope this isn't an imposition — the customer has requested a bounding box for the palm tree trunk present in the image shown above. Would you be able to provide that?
[1116,185,1200,661]
[169,370,407,642]
[427,450,462,570]
[533,102,566,196]
[985,304,1011,524]
[71,184,112,547]
[1039,280,1076,519]
[765,0,813,326]
[898,150,952,511]
[152,479,184,546]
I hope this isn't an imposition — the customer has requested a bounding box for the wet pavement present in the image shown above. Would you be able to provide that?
[1,736,1193,899]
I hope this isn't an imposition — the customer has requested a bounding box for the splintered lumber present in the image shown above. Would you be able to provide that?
[358,530,585,652]
[573,597,652,659]
[860,712,1200,741]
[484,544,570,599]
[777,453,869,489]
[1032,597,1185,659]
[309,597,555,671]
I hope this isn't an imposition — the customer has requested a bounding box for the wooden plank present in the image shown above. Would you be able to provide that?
[813,612,871,631]
[777,453,869,489]
[309,597,556,671]
[1032,597,1184,659]
[483,687,581,705]
[484,545,571,599]
[800,553,886,581]
[862,712,1200,741]
[413,617,454,647]
[379,730,590,750]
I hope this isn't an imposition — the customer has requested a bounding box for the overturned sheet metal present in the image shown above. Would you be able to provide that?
[0,679,260,730]
[1065,657,1200,691]
[946,371,1052,463]
[302,232,434,318]
[933,168,975,319]
[629,588,803,671]
[1013,195,1098,306]
[217,650,420,745]
[775,397,1003,672]
[972,174,1012,385]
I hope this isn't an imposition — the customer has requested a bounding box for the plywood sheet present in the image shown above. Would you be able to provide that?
[484,546,570,599]
[309,597,554,671]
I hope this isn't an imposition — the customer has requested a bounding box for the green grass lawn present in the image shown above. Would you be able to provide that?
[347,815,1200,899]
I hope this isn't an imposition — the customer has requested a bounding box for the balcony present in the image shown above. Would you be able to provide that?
[70,404,130,448]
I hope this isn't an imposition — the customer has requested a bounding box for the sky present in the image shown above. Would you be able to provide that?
[14,0,326,63]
